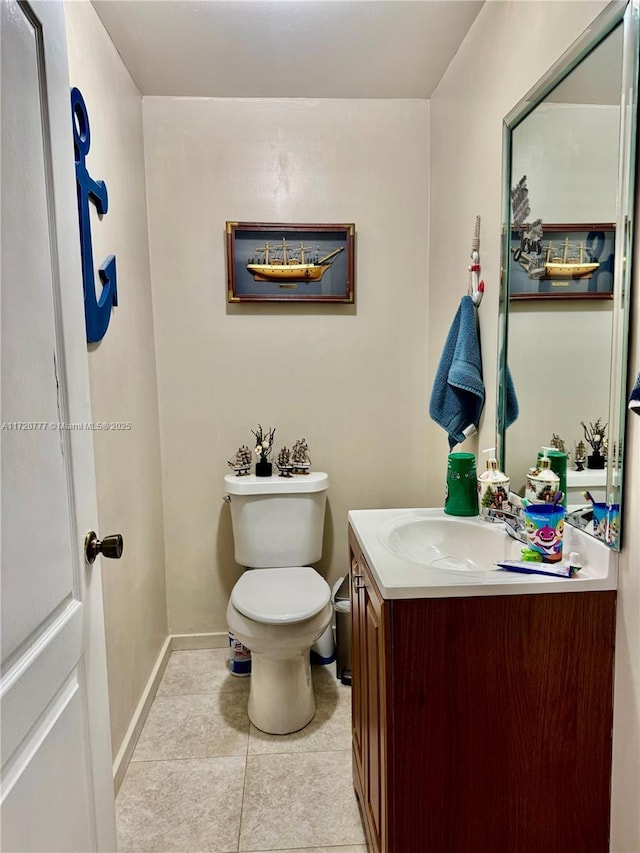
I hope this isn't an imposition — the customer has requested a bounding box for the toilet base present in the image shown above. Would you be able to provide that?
[226,596,332,735]
[248,650,315,734]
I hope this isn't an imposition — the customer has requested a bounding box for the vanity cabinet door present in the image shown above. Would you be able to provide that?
[350,536,389,853]
[389,591,616,852]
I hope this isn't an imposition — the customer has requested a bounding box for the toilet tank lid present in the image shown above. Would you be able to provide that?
[224,471,329,495]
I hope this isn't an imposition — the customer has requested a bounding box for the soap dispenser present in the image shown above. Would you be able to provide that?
[525,447,561,504]
[537,448,568,509]
[477,448,510,513]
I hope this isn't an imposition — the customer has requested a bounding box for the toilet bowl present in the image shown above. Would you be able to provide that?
[224,472,331,734]
[226,566,332,733]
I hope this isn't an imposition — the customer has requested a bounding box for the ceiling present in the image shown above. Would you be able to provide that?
[91,0,484,99]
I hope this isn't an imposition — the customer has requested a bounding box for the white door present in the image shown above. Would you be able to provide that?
[1,1,117,850]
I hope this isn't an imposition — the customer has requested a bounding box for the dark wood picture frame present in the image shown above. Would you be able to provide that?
[226,221,355,304]
[509,222,615,299]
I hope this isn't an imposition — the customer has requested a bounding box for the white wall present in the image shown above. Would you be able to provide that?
[64,1,168,763]
[142,97,430,635]
[512,102,620,222]
[429,1,638,848]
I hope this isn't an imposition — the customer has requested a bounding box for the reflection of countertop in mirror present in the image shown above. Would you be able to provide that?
[566,467,607,510]
[566,468,606,486]
[348,507,617,600]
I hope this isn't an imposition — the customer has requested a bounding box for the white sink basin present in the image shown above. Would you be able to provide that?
[349,507,617,598]
[379,513,522,572]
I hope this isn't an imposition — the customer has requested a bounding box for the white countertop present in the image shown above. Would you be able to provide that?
[348,507,618,600]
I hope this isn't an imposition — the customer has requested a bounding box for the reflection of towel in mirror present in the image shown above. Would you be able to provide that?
[628,371,640,415]
[501,365,519,428]
[429,295,485,449]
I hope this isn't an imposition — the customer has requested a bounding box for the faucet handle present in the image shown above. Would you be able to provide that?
[482,507,527,543]
[503,513,527,544]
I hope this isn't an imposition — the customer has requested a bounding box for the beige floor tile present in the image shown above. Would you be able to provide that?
[310,664,345,694]
[157,648,250,697]
[116,755,245,852]
[239,751,365,851]
[132,692,249,761]
[248,667,351,754]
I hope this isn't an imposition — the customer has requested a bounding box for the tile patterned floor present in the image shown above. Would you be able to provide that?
[116,649,366,853]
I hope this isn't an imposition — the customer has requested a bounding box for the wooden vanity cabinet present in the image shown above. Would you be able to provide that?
[350,540,389,852]
[349,526,617,853]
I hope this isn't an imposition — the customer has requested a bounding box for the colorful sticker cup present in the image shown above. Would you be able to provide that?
[592,502,620,547]
[606,504,620,548]
[523,503,565,563]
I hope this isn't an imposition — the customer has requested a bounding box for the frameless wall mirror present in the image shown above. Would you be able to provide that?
[498,0,639,550]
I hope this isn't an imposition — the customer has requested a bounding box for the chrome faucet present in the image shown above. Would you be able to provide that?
[483,507,528,544]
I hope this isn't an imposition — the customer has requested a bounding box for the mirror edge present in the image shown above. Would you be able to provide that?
[497,0,639,551]
[607,0,639,550]
[502,1,628,131]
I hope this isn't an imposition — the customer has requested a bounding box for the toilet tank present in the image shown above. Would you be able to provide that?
[224,472,329,568]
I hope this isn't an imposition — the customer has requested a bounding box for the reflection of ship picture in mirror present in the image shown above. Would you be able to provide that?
[510,223,615,295]
[499,9,638,550]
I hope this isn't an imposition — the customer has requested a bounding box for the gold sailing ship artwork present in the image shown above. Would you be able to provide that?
[246,240,344,284]
[509,177,614,299]
[509,222,615,299]
[226,222,355,304]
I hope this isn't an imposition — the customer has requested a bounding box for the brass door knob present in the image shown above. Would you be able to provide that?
[85,531,124,564]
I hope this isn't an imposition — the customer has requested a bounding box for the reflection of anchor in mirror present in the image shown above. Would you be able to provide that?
[71,87,118,343]
[513,218,545,278]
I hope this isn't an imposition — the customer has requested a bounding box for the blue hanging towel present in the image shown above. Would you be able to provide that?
[429,295,485,449]
[628,371,640,415]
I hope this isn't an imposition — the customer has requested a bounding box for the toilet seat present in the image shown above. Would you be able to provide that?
[232,567,330,625]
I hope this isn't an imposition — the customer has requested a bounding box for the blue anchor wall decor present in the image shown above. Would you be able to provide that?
[71,87,118,343]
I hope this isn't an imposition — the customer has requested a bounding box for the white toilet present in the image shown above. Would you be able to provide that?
[224,472,332,734]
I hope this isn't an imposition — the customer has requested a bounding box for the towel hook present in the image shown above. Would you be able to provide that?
[468,215,484,307]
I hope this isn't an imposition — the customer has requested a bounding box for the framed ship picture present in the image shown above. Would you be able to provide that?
[508,223,615,299]
[226,222,355,303]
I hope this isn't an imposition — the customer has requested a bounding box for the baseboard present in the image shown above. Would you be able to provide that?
[170,632,228,650]
[112,635,172,794]
[111,632,228,792]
